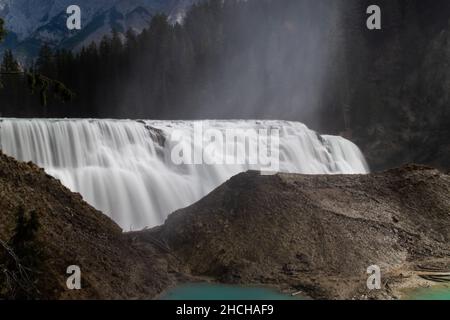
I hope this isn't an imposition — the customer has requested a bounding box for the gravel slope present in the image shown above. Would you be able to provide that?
[149,165,450,299]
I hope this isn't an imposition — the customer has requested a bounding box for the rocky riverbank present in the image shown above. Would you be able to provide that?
[145,165,450,299]
[0,151,449,299]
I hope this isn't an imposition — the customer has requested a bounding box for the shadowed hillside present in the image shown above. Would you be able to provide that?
[0,151,181,299]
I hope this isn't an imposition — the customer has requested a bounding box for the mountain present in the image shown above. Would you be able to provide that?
[0,0,197,59]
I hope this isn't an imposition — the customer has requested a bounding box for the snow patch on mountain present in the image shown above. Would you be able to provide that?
[0,0,198,58]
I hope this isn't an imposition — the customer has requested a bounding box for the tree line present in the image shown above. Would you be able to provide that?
[1,0,450,169]
[0,0,345,123]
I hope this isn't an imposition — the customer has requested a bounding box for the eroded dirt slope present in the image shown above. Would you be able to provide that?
[149,165,450,299]
[0,151,180,299]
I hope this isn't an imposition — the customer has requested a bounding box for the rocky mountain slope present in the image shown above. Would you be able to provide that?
[0,151,182,299]
[0,0,197,58]
[149,166,450,299]
[0,149,448,299]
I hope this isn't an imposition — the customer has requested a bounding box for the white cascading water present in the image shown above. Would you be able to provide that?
[0,119,369,230]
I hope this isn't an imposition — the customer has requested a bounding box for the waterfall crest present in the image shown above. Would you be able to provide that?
[0,119,369,230]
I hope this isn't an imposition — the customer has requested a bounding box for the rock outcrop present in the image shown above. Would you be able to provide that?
[148,165,450,299]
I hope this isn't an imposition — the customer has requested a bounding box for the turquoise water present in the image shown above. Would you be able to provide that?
[161,283,450,300]
[409,286,450,300]
[160,283,304,300]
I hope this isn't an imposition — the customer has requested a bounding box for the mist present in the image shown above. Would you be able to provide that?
[115,0,345,130]
[0,0,349,132]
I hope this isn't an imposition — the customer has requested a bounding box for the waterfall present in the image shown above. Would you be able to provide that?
[0,119,369,230]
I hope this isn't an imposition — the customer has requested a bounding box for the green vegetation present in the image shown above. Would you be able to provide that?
[0,206,44,300]
[0,18,74,109]
[0,0,336,118]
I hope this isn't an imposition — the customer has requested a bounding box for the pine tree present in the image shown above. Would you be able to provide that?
[36,44,56,77]
[0,49,21,91]
[0,23,73,110]
[0,18,6,42]
[1,50,20,73]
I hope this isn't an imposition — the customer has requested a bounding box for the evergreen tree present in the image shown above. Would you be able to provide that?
[36,44,56,78]
[0,18,5,42]
[1,50,20,72]
[0,21,73,112]
[0,49,23,115]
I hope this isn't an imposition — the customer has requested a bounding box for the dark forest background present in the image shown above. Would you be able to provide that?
[1,0,450,170]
